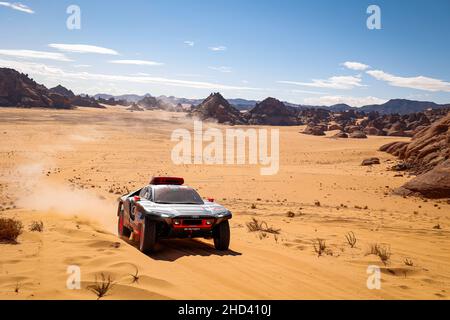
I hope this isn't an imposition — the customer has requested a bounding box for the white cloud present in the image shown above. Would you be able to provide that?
[209,46,227,52]
[176,73,204,78]
[208,66,232,73]
[0,2,34,14]
[73,64,91,68]
[278,75,364,90]
[367,70,450,92]
[341,61,370,71]
[109,59,164,66]
[49,44,119,55]
[304,95,387,107]
[291,89,327,95]
[184,41,195,47]
[0,49,72,61]
[0,59,259,91]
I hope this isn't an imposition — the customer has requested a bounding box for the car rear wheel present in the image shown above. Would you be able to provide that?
[139,217,157,253]
[118,211,131,238]
[213,220,230,251]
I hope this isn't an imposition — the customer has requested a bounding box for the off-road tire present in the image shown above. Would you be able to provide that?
[139,217,157,253]
[213,220,230,251]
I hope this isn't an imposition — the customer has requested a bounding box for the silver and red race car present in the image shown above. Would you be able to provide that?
[117,177,232,253]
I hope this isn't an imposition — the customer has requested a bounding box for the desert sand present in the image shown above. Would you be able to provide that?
[0,106,449,300]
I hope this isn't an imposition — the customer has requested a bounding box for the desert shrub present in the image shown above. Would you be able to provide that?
[246,218,280,234]
[404,258,414,267]
[367,243,391,265]
[313,238,327,257]
[29,221,44,232]
[88,273,115,300]
[377,245,391,265]
[258,232,268,240]
[368,243,381,255]
[345,231,357,248]
[129,266,140,284]
[0,218,23,243]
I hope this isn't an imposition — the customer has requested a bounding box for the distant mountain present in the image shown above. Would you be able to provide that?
[360,99,450,115]
[94,93,150,103]
[91,95,450,116]
[157,95,202,107]
[228,98,258,110]
[328,103,355,112]
[5,67,448,115]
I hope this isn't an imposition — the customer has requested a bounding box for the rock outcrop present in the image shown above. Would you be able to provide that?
[380,113,450,174]
[302,125,326,136]
[380,112,450,198]
[0,68,72,109]
[350,131,368,139]
[332,131,348,138]
[396,160,450,198]
[49,85,75,99]
[70,95,104,108]
[190,93,245,124]
[246,97,299,126]
[362,158,380,166]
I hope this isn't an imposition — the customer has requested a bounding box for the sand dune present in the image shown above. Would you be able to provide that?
[0,106,449,300]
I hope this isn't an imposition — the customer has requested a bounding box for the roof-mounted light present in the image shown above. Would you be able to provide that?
[150,177,185,185]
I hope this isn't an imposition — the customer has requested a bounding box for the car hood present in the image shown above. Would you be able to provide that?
[138,200,230,217]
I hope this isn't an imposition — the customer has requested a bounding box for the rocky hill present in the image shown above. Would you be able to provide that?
[0,68,72,109]
[380,112,450,198]
[190,93,245,124]
[245,97,299,125]
[49,85,75,99]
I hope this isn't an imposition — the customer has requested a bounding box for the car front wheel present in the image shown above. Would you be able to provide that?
[213,220,230,251]
[139,217,157,253]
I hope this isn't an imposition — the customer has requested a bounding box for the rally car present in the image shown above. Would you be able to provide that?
[117,177,232,253]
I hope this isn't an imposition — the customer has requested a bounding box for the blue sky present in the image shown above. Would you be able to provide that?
[0,0,449,106]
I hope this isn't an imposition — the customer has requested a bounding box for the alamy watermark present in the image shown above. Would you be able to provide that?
[171,121,280,176]
[66,265,81,290]
[366,265,381,290]
[66,5,81,30]
[367,5,381,30]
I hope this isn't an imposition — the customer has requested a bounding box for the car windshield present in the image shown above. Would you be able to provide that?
[153,186,204,205]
